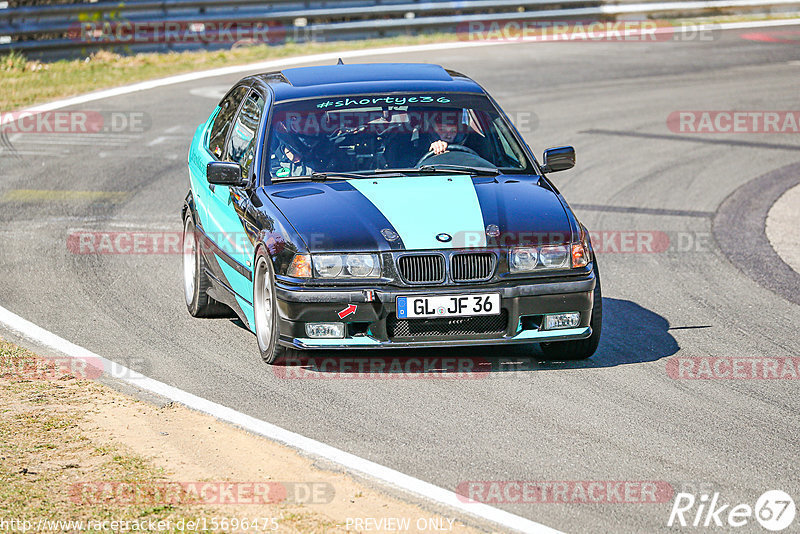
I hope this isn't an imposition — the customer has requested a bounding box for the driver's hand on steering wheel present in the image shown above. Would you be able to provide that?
[429,140,449,155]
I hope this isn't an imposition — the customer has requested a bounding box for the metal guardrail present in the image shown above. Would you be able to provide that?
[1,0,798,56]
[2,0,607,38]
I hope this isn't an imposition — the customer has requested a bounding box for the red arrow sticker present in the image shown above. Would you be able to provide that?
[338,304,357,319]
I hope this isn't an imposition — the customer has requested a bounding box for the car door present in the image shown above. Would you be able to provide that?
[205,89,267,306]
[188,84,249,239]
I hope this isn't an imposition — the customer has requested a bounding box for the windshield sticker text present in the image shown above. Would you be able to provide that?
[316,96,451,109]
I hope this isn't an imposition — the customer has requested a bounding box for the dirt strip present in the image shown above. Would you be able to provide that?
[0,339,486,533]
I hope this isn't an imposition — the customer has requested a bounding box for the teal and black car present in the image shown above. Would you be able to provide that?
[183,63,602,363]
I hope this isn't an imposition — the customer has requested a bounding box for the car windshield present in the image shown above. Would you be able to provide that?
[267,92,533,179]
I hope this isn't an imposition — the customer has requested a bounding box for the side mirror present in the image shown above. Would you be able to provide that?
[207,161,247,187]
[541,146,575,173]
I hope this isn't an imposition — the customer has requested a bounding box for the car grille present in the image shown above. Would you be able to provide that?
[451,252,495,282]
[387,309,509,339]
[397,254,445,284]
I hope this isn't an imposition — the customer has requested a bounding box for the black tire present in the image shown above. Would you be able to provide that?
[182,215,234,318]
[253,250,298,364]
[539,263,603,361]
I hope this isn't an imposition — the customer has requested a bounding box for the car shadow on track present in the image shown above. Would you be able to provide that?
[264,297,679,375]
[533,297,680,370]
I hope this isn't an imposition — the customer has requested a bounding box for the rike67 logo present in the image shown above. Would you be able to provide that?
[668,490,796,531]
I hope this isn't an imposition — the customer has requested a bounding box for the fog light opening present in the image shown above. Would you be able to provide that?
[544,312,581,330]
[348,322,370,336]
[305,322,345,339]
[519,315,543,331]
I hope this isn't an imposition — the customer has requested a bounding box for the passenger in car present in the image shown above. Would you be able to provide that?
[272,142,316,177]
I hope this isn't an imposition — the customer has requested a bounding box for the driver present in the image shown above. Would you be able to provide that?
[429,111,459,155]
[420,109,470,156]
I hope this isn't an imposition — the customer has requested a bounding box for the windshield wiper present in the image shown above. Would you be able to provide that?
[275,171,370,182]
[420,164,500,176]
[368,165,500,176]
[310,171,374,180]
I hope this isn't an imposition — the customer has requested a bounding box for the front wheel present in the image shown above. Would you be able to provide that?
[183,215,233,318]
[253,252,297,364]
[539,264,603,361]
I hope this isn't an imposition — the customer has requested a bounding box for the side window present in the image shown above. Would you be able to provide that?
[492,116,525,168]
[207,86,248,159]
[225,91,265,179]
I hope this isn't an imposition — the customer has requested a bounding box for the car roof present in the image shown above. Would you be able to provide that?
[248,63,487,101]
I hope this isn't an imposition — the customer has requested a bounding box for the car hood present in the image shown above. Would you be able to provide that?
[266,175,573,253]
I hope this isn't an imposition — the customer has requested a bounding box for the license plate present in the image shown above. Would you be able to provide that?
[396,293,501,319]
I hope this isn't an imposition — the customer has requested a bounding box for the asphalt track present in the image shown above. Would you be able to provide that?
[2,26,800,533]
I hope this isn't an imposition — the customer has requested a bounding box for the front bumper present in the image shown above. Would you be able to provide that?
[273,268,596,349]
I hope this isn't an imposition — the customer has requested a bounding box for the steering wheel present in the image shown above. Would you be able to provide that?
[415,144,479,166]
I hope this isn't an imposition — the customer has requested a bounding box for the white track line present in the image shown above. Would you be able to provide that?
[2,19,799,532]
[0,305,560,534]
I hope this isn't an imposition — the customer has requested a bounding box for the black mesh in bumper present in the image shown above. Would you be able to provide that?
[387,309,509,340]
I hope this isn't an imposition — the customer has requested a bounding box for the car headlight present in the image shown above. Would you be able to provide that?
[312,254,381,278]
[509,243,589,272]
[510,247,538,271]
[539,245,569,268]
[314,254,344,278]
[345,254,379,277]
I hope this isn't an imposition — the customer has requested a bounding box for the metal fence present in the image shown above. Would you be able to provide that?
[2,0,799,56]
